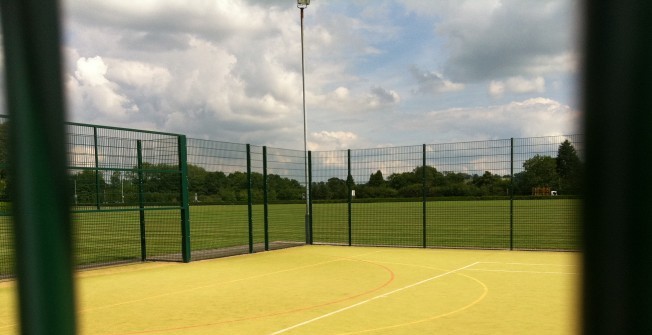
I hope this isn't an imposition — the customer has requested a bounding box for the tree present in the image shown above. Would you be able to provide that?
[556,140,583,194]
[368,170,385,187]
[514,155,559,195]
[73,170,107,204]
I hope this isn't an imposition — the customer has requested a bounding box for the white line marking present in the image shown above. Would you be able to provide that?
[479,261,577,267]
[467,269,577,275]
[268,262,479,335]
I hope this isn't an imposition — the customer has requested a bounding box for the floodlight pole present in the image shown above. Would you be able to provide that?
[298,0,311,243]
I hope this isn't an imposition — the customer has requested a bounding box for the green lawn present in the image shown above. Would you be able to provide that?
[0,199,581,277]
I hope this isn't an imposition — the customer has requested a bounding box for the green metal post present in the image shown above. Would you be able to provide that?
[137,140,147,261]
[247,144,253,253]
[307,150,313,244]
[263,146,269,250]
[347,149,352,246]
[510,138,514,250]
[93,126,101,210]
[422,144,427,248]
[178,135,191,262]
[1,0,77,333]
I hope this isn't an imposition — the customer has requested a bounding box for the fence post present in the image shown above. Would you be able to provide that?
[1,0,77,332]
[263,146,269,250]
[422,144,427,248]
[137,140,147,261]
[94,126,101,210]
[307,150,313,244]
[246,144,253,253]
[510,138,514,250]
[178,135,191,262]
[347,149,352,246]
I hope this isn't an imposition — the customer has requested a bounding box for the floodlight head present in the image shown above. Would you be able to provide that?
[297,0,310,9]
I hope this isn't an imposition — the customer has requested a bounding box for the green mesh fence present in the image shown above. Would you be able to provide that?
[185,139,252,259]
[1,125,582,278]
[350,146,425,247]
[185,141,307,260]
[67,123,187,267]
[262,146,306,249]
[310,136,582,251]
[425,140,511,249]
[512,135,583,250]
[311,150,350,245]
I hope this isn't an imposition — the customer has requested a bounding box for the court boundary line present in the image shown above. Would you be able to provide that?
[268,261,479,335]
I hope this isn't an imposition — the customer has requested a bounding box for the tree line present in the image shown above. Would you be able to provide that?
[67,140,582,205]
[314,140,582,199]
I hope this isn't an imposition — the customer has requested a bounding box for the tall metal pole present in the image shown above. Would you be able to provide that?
[300,6,311,243]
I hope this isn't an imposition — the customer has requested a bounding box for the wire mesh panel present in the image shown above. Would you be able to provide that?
[350,146,424,247]
[186,139,251,260]
[311,150,350,245]
[67,123,184,266]
[512,135,583,250]
[72,211,140,268]
[425,140,511,248]
[264,146,306,249]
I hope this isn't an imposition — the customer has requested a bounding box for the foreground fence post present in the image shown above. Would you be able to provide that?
[1,0,77,333]
[178,135,191,263]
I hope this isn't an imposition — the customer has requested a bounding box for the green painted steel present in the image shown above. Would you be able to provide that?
[94,127,101,210]
[307,150,313,244]
[137,140,147,261]
[422,144,427,248]
[263,146,270,251]
[347,149,352,246]
[178,135,191,263]
[510,138,514,250]
[246,144,253,253]
[1,0,77,333]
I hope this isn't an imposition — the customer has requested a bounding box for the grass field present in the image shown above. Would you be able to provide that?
[0,245,580,334]
[0,199,580,277]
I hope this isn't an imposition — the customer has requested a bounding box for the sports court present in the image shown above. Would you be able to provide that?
[1,245,579,334]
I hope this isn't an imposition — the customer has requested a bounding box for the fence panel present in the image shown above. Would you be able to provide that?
[425,140,511,249]
[350,146,424,247]
[67,124,185,265]
[309,150,349,245]
[512,135,583,250]
[264,146,306,249]
[186,139,252,259]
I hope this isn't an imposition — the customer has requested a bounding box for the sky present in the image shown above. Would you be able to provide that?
[9,0,582,151]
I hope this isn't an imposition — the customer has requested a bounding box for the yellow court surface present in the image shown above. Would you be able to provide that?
[0,245,579,334]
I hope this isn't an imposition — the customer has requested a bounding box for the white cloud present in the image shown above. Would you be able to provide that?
[57,0,579,151]
[489,76,545,98]
[399,98,580,143]
[310,131,358,151]
[68,56,139,122]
